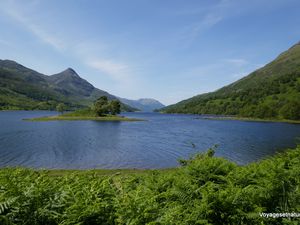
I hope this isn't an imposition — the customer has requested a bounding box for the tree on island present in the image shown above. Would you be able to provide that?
[94,96,121,116]
[94,96,109,116]
[56,103,66,114]
[110,100,121,115]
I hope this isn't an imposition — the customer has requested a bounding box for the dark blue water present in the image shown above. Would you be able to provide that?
[0,111,299,169]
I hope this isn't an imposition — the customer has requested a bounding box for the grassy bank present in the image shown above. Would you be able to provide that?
[0,146,300,224]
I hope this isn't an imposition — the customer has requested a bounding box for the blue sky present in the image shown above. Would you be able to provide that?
[0,0,300,105]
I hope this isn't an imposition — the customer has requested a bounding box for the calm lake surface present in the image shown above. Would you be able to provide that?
[0,111,300,169]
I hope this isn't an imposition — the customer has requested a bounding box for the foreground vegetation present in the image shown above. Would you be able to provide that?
[162,43,300,121]
[1,146,300,224]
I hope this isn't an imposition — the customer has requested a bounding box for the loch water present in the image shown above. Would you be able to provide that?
[0,111,299,169]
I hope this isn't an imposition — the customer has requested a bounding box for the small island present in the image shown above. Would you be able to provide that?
[25,96,143,122]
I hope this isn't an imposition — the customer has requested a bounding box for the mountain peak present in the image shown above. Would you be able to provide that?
[66,67,76,73]
[48,67,96,96]
[1,59,17,64]
[0,59,25,69]
[62,68,79,78]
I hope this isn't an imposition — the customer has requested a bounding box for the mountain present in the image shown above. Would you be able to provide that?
[161,42,300,120]
[0,60,135,111]
[118,97,165,112]
[47,68,117,104]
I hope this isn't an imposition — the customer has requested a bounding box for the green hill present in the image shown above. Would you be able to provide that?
[0,60,135,111]
[161,42,300,120]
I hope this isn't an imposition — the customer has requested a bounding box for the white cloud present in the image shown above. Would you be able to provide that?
[180,57,253,81]
[201,13,223,27]
[231,71,250,79]
[176,0,252,47]
[26,23,66,51]
[0,0,138,86]
[171,7,209,16]
[182,13,223,43]
[0,1,66,51]
[87,59,130,81]
[224,58,249,67]
[176,3,230,47]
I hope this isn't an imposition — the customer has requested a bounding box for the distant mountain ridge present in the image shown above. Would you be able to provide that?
[0,60,135,111]
[118,97,165,112]
[161,42,300,120]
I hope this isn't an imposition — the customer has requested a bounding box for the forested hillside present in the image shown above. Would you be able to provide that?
[162,42,300,120]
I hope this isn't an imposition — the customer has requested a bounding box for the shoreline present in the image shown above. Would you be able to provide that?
[40,167,177,176]
[0,167,177,177]
[200,116,300,124]
[160,111,300,124]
